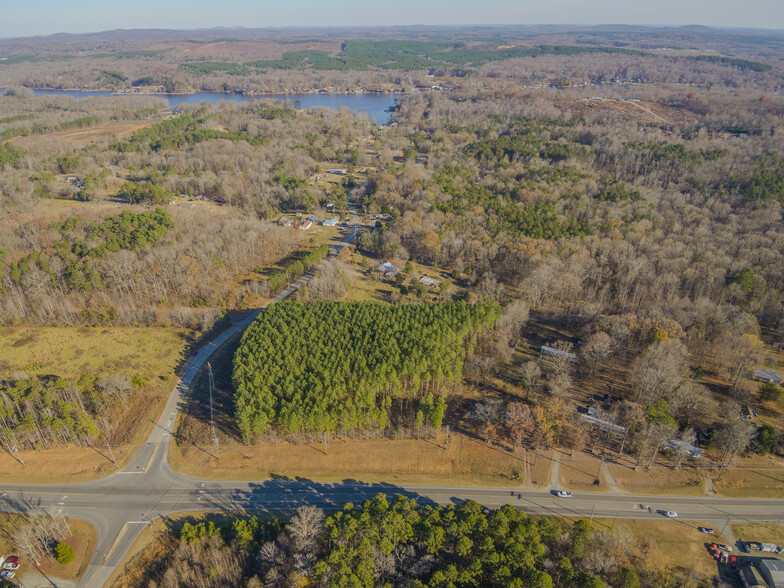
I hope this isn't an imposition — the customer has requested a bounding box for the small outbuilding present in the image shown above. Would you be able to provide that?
[277,217,293,227]
[322,217,339,227]
[418,276,441,288]
[541,345,578,363]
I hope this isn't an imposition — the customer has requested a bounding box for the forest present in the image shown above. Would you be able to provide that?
[1,25,782,94]
[0,372,131,453]
[232,301,499,440]
[121,495,695,588]
[0,26,783,492]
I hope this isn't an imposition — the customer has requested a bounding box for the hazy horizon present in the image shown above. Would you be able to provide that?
[2,0,783,40]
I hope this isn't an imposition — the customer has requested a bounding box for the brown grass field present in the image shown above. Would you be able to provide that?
[10,119,156,148]
[711,454,784,498]
[596,518,724,584]
[569,97,694,126]
[528,448,554,487]
[170,432,528,486]
[604,450,706,496]
[0,513,96,587]
[730,523,784,545]
[558,450,611,492]
[0,326,190,482]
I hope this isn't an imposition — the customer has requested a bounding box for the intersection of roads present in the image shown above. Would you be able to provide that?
[2,210,783,587]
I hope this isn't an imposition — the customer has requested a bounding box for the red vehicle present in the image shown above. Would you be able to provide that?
[4,557,19,564]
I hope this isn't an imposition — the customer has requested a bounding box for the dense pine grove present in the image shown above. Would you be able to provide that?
[232,301,499,440]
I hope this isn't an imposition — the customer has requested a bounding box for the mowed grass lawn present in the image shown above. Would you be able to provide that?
[0,326,191,481]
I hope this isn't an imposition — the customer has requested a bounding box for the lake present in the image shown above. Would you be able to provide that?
[22,89,400,124]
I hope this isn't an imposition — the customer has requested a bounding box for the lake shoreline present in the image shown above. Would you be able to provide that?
[19,88,402,123]
[25,87,404,97]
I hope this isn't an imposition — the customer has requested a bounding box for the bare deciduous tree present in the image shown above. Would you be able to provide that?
[286,506,325,554]
[505,402,535,452]
[470,400,504,444]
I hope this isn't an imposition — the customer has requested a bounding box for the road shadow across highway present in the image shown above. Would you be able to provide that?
[191,476,440,517]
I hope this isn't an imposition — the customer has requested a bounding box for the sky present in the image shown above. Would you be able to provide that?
[1,0,783,39]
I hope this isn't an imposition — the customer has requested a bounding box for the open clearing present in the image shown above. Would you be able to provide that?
[171,433,527,486]
[730,523,784,545]
[711,454,784,497]
[10,119,157,148]
[597,518,724,584]
[558,450,611,492]
[0,326,189,380]
[605,450,706,496]
[0,513,96,588]
[571,97,692,125]
[0,326,190,481]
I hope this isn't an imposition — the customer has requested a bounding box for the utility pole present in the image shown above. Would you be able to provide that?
[590,504,596,523]
[208,362,219,459]
[106,442,117,467]
[612,512,618,529]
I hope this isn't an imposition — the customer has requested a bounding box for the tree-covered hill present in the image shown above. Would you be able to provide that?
[232,301,499,440]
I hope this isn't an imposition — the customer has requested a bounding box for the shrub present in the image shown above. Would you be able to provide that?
[55,542,75,564]
[759,382,782,402]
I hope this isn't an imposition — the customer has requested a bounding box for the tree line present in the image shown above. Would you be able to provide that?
[5,208,173,295]
[1,180,299,326]
[0,372,133,453]
[123,495,704,587]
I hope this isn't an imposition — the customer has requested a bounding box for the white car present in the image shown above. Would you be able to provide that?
[0,570,15,579]
[555,491,572,498]
[663,511,678,518]
[2,562,18,570]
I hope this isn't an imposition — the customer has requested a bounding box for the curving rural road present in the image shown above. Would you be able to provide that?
[2,208,783,587]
